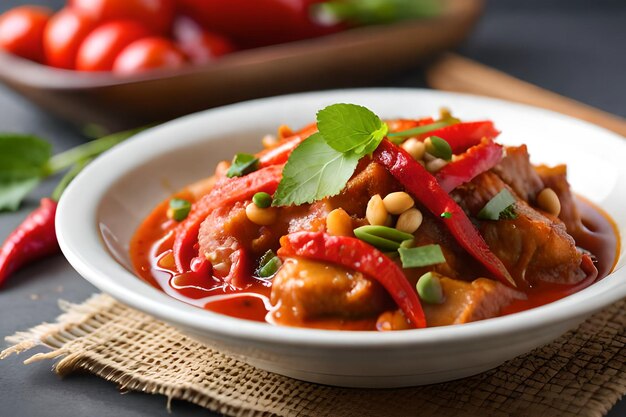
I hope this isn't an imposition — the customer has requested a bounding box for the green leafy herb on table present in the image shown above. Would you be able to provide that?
[0,126,145,288]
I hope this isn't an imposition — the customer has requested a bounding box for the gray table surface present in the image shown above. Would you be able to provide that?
[1,0,624,416]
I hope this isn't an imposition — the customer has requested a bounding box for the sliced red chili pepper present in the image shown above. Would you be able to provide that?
[436,138,504,193]
[374,140,515,287]
[386,117,435,133]
[173,164,283,272]
[0,198,59,288]
[426,121,500,154]
[257,123,318,168]
[278,231,426,328]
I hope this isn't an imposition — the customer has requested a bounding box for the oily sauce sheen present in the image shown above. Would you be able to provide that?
[130,196,620,330]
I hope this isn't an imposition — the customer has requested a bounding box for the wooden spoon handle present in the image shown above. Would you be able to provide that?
[426,53,626,137]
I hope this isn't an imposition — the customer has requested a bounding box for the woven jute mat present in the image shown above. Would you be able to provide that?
[1,294,625,417]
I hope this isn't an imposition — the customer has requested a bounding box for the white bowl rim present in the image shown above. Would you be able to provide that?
[56,87,626,349]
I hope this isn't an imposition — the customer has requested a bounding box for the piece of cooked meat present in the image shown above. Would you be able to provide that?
[270,258,392,323]
[492,145,544,203]
[423,277,524,326]
[329,161,401,217]
[453,171,586,287]
[405,210,489,282]
[198,201,330,279]
[376,277,524,330]
[535,164,586,240]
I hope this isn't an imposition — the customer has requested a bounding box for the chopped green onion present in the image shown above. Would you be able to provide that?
[353,225,414,251]
[398,244,446,268]
[400,239,415,248]
[416,272,445,304]
[477,189,517,220]
[388,120,453,142]
[440,211,452,219]
[252,192,272,208]
[354,225,413,242]
[168,198,191,221]
[256,250,282,278]
[425,136,452,160]
[226,153,259,178]
[354,232,401,252]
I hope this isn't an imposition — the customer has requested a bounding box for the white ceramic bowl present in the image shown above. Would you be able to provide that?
[56,89,626,388]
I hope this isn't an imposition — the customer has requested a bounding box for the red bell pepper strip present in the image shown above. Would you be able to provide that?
[257,123,318,168]
[0,198,59,287]
[426,121,500,154]
[278,231,426,328]
[374,140,515,287]
[436,138,504,193]
[173,164,283,272]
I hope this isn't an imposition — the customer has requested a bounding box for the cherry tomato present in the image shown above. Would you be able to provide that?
[176,0,340,48]
[76,20,151,71]
[43,9,97,69]
[173,16,234,64]
[0,6,52,62]
[112,37,185,75]
[69,0,175,34]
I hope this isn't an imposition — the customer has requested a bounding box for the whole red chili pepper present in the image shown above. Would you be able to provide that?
[435,138,504,193]
[374,139,515,287]
[0,198,59,287]
[278,231,426,328]
[173,164,284,272]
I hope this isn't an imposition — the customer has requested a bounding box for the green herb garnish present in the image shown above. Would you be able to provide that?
[252,192,272,208]
[440,211,452,219]
[168,198,192,221]
[425,136,452,161]
[273,104,388,206]
[387,120,452,143]
[316,103,388,155]
[226,153,259,178]
[256,250,282,278]
[0,134,51,211]
[398,244,446,268]
[0,126,143,212]
[272,133,361,206]
[477,189,517,221]
[416,271,445,304]
[353,225,414,252]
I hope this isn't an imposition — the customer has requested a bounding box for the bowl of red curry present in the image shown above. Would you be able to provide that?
[56,89,625,387]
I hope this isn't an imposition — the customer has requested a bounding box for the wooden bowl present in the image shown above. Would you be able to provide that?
[0,0,483,131]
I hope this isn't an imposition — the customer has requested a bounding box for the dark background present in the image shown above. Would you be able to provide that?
[0,1,624,416]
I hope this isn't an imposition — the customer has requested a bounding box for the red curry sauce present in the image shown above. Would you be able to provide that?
[130,192,620,329]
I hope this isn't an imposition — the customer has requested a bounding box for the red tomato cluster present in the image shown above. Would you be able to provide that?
[0,0,243,75]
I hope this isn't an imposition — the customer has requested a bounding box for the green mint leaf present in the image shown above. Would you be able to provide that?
[226,153,259,178]
[0,134,51,169]
[0,134,51,211]
[477,189,517,221]
[273,133,360,206]
[317,103,388,155]
[0,178,41,211]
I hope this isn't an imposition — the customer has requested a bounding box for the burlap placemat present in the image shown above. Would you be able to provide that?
[2,294,624,417]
